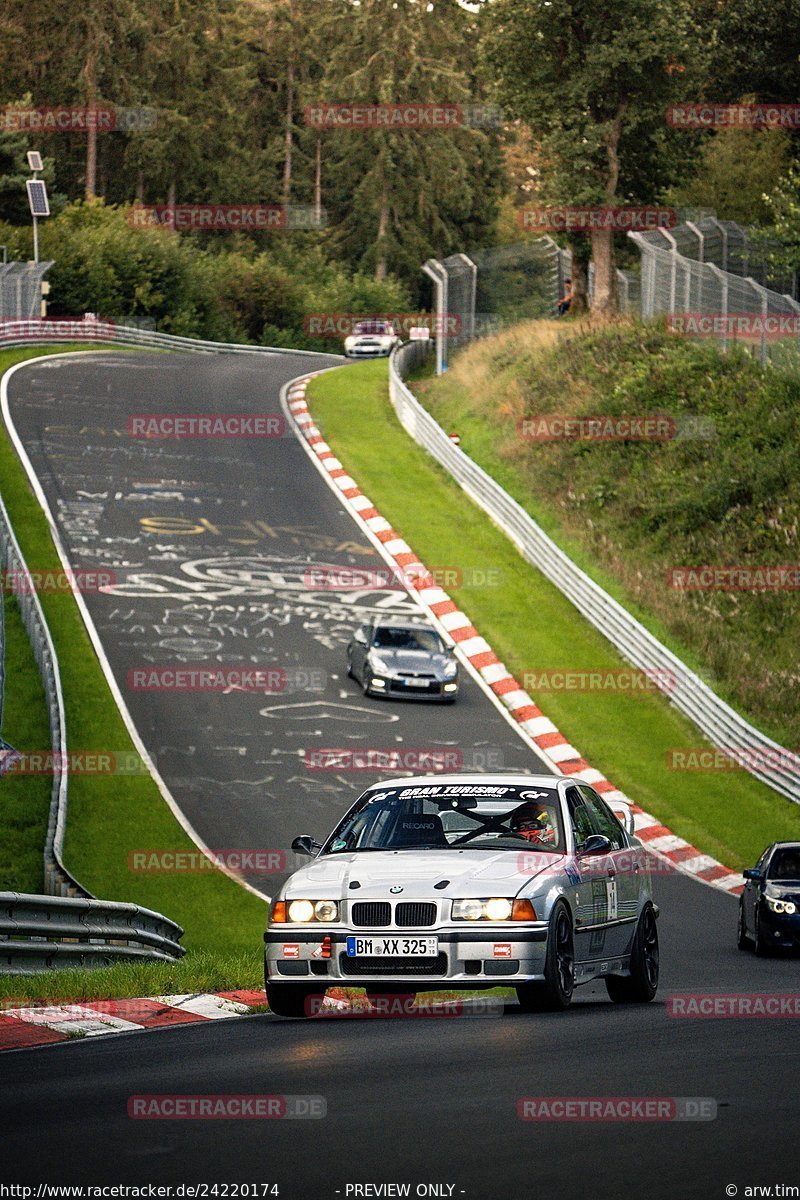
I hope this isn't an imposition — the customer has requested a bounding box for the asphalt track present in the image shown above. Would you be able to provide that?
[1,351,798,1199]
[4,351,547,892]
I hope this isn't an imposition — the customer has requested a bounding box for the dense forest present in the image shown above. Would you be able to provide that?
[0,0,798,341]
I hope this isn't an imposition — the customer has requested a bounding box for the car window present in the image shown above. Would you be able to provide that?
[565,788,595,847]
[769,847,800,880]
[372,627,443,653]
[580,786,626,850]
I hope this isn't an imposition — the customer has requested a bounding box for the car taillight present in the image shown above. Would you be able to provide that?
[271,900,287,923]
[511,898,538,921]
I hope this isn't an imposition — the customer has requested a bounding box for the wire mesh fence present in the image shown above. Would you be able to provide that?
[425,218,800,373]
[0,262,52,319]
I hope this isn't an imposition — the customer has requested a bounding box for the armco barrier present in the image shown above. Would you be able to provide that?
[389,341,800,806]
[0,892,185,973]
[0,492,83,899]
[0,318,333,357]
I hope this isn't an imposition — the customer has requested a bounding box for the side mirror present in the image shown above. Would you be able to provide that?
[577,834,613,857]
[292,835,322,858]
[743,867,763,882]
[353,628,368,646]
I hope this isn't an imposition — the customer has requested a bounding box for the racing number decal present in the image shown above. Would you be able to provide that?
[606,877,619,921]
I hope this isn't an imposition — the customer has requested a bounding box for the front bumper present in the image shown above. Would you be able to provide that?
[761,907,800,949]
[344,344,394,357]
[368,674,458,701]
[265,925,549,986]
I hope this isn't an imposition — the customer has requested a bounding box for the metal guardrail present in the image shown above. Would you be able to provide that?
[0,493,85,899]
[0,318,334,357]
[390,341,800,806]
[0,892,185,974]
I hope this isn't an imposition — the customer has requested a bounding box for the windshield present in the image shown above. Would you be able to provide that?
[354,320,390,336]
[372,626,444,653]
[322,783,565,855]
[769,848,800,881]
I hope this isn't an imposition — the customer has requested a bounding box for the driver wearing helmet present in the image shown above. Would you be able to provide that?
[509,800,556,846]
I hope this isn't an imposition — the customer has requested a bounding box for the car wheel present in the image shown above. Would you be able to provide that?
[754,905,771,957]
[362,673,372,697]
[265,981,322,1019]
[737,899,753,951]
[605,904,659,1004]
[346,653,353,679]
[516,901,575,1013]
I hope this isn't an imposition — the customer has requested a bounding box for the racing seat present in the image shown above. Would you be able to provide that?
[392,813,449,849]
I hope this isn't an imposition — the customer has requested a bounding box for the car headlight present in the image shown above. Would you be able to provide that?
[452,897,514,921]
[765,896,797,914]
[369,653,391,673]
[344,337,355,349]
[283,899,339,923]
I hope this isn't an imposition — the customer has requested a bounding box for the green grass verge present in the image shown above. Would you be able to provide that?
[0,346,266,988]
[417,319,800,749]
[306,359,800,870]
[0,952,264,1006]
[0,594,53,892]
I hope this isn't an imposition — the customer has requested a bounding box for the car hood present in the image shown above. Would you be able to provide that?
[284,849,564,900]
[368,648,453,675]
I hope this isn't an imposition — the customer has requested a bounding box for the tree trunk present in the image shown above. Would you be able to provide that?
[85,124,97,199]
[567,236,590,314]
[375,190,389,281]
[167,179,176,207]
[314,135,322,224]
[590,227,617,315]
[590,98,627,317]
[136,171,144,203]
[282,62,294,206]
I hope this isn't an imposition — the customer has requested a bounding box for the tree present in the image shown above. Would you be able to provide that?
[481,0,704,315]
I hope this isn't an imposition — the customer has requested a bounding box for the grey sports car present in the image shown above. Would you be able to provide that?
[264,773,659,1017]
[347,619,459,702]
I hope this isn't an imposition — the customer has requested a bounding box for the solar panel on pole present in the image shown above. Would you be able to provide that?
[27,151,43,172]
[26,179,50,217]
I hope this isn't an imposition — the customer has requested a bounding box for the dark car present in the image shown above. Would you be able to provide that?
[738,841,800,955]
[346,619,459,702]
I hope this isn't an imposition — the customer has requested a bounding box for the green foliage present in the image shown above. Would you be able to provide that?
[424,322,800,749]
[667,128,793,226]
[0,201,411,347]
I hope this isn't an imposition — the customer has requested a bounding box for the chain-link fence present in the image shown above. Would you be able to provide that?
[631,232,800,370]
[425,218,800,373]
[0,261,52,319]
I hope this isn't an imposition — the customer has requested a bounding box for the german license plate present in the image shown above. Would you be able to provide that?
[345,936,438,957]
[404,678,429,688]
